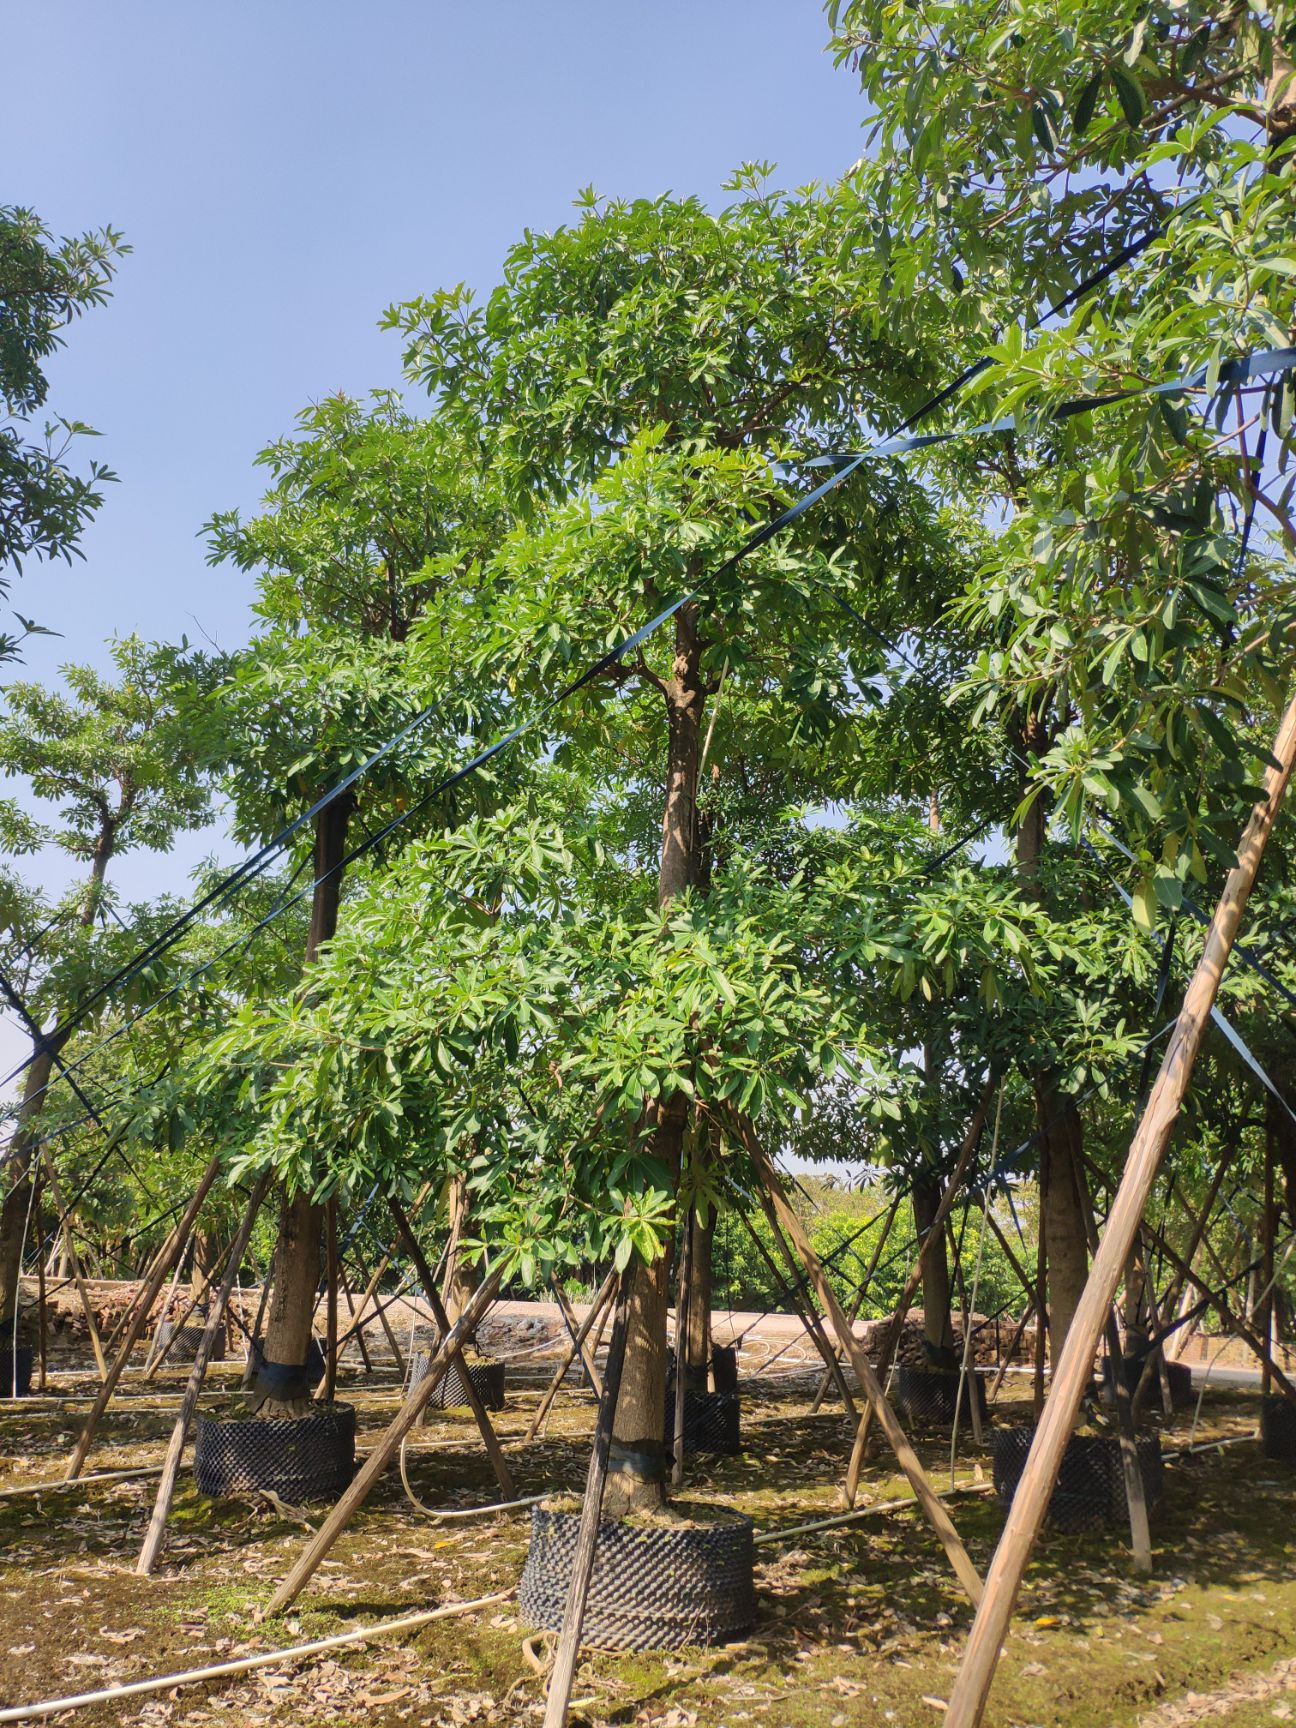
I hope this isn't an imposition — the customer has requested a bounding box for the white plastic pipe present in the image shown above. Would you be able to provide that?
[0,1591,512,1723]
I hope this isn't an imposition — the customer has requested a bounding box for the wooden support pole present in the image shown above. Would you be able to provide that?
[811,1194,902,1413]
[1032,1201,1048,1418]
[266,1261,505,1616]
[336,1257,374,1374]
[735,1115,983,1607]
[35,1172,47,1393]
[525,1270,616,1442]
[743,1202,857,1419]
[135,1173,270,1576]
[945,691,1296,1728]
[1264,1132,1277,1397]
[1072,1157,1152,1574]
[40,1154,108,1381]
[849,1086,995,1472]
[551,1274,604,1398]
[322,1199,339,1403]
[541,1273,631,1728]
[387,1197,515,1501]
[142,1247,189,1373]
[64,1156,222,1482]
[988,1298,1036,1403]
[671,1209,693,1489]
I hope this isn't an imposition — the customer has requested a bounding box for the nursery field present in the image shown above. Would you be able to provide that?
[1,1362,1293,1728]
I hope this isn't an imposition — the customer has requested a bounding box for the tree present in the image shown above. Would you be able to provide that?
[827,0,1296,1362]
[0,206,128,647]
[202,393,515,1410]
[0,636,211,1338]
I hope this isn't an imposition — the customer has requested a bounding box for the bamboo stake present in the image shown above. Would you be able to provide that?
[266,1261,505,1616]
[322,1199,339,1403]
[387,1197,515,1500]
[988,1298,1035,1402]
[0,1593,512,1725]
[142,1246,189,1373]
[542,1273,631,1728]
[945,690,1296,1728]
[671,1210,693,1488]
[65,1156,222,1482]
[1072,1157,1152,1574]
[844,1086,994,1502]
[736,1115,983,1607]
[551,1274,604,1398]
[810,1194,902,1413]
[336,1256,374,1373]
[136,1172,270,1575]
[743,1203,857,1418]
[34,1172,47,1393]
[39,1155,108,1380]
[525,1270,616,1441]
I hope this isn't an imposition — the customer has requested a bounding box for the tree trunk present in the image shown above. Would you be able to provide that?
[1015,725,1089,1370]
[191,1229,219,1307]
[606,604,704,1517]
[257,794,353,1414]
[912,1174,956,1364]
[1122,1234,1148,1347]
[441,1172,479,1331]
[684,1203,714,1388]
[1036,1079,1089,1365]
[0,1042,56,1338]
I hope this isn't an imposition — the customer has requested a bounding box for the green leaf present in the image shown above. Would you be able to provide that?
[1110,65,1146,128]
[1072,72,1102,137]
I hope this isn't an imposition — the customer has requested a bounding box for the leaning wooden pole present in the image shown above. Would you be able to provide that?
[136,1172,271,1575]
[39,1154,108,1381]
[387,1196,515,1501]
[266,1261,505,1616]
[844,1085,994,1503]
[525,1269,616,1441]
[735,1114,983,1607]
[65,1155,222,1482]
[945,691,1296,1728]
[811,1193,902,1413]
[542,1272,632,1728]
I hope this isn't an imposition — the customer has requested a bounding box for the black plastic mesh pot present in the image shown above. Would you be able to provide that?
[1111,1350,1193,1411]
[0,1345,32,1397]
[410,1346,506,1412]
[664,1381,742,1456]
[519,1503,755,1650]
[992,1425,1163,1533]
[194,1402,355,1503]
[1261,1395,1296,1461]
[895,1365,988,1429]
[711,1345,739,1392]
[153,1315,227,1363]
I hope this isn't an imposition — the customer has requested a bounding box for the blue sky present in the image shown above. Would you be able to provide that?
[1,2,867,1071]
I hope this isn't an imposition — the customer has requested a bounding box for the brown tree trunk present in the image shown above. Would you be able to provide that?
[606,605,704,1517]
[684,1203,714,1388]
[1,829,114,1339]
[0,1042,56,1338]
[441,1172,480,1331]
[912,1174,956,1363]
[1122,1234,1148,1347]
[1015,725,1089,1369]
[1036,1080,1089,1365]
[257,794,353,1413]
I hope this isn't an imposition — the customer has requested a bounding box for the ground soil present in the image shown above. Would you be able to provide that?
[0,1325,1294,1727]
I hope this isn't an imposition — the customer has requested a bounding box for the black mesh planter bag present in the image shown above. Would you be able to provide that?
[992,1425,1164,1533]
[664,1376,741,1457]
[1110,1349,1193,1411]
[153,1314,227,1364]
[0,1345,32,1396]
[409,1341,506,1413]
[895,1365,989,1429]
[711,1345,739,1392]
[1261,1394,1296,1461]
[519,1503,756,1650]
[194,1401,355,1503]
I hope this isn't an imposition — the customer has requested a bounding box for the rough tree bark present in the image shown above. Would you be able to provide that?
[441,1172,480,1331]
[1016,728,1089,1366]
[0,829,113,1341]
[604,603,705,1518]
[256,793,353,1415]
